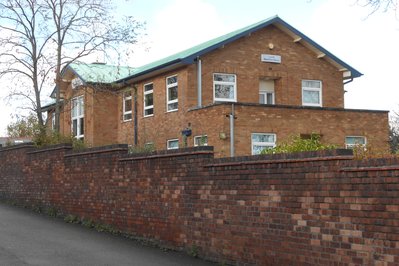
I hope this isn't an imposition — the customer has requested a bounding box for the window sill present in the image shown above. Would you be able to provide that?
[166,109,178,113]
[143,115,154,118]
[122,119,132,123]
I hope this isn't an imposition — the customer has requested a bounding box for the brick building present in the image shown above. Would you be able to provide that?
[46,16,389,157]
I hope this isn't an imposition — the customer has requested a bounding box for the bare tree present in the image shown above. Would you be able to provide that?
[357,0,398,15]
[0,0,143,133]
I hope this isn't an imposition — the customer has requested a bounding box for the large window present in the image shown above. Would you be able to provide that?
[123,91,132,121]
[251,133,276,155]
[194,135,208,147]
[302,80,322,107]
[167,139,179,150]
[345,136,366,149]
[213,73,237,102]
[166,75,178,112]
[71,96,84,139]
[144,83,154,117]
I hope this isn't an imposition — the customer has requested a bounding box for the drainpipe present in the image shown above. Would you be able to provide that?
[230,103,235,157]
[197,56,202,107]
[133,85,138,146]
[344,78,353,85]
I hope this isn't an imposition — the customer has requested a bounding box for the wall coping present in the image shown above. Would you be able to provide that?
[0,143,35,153]
[64,144,128,158]
[27,143,73,154]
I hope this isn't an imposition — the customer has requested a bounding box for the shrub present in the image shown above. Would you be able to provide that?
[261,133,337,155]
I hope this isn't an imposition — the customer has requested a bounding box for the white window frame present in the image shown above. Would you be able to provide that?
[123,91,132,121]
[251,133,276,155]
[71,95,84,140]
[194,135,208,147]
[144,83,154,117]
[167,139,179,150]
[302,80,322,107]
[259,90,275,104]
[166,75,178,112]
[213,73,237,102]
[345,136,367,149]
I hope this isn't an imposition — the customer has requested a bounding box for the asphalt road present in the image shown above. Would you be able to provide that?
[0,203,215,266]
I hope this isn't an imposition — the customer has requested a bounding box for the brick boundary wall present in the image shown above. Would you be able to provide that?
[0,144,398,265]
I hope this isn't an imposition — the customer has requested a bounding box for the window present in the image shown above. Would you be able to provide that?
[71,96,84,139]
[302,80,322,107]
[259,79,275,104]
[259,91,275,104]
[144,83,154,117]
[213,73,237,102]
[123,91,132,121]
[194,135,208,147]
[345,136,366,149]
[167,139,179,150]
[251,133,276,155]
[166,75,178,112]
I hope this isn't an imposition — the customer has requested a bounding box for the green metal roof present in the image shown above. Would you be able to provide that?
[117,15,361,83]
[67,62,135,84]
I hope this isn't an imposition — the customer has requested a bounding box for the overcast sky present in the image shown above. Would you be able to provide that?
[1,0,398,135]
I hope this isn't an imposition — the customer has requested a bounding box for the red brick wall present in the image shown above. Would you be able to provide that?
[1,144,398,265]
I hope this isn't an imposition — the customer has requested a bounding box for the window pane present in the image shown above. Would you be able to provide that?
[194,135,208,146]
[168,140,179,149]
[145,108,153,116]
[124,113,132,120]
[78,97,84,115]
[259,93,266,104]
[266,93,274,104]
[72,100,77,117]
[72,119,77,136]
[214,74,235,82]
[215,84,234,99]
[125,99,132,112]
[167,76,177,85]
[346,136,365,145]
[252,134,275,143]
[80,118,84,135]
[303,90,320,104]
[302,80,321,88]
[168,86,178,101]
[144,84,153,92]
[168,102,178,111]
[145,93,153,106]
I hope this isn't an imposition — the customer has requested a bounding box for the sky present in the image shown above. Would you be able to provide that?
[1,0,398,135]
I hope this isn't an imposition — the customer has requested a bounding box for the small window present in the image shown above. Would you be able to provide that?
[251,133,276,155]
[167,139,179,150]
[194,135,208,147]
[302,80,322,107]
[71,96,84,140]
[345,136,366,149]
[213,73,237,102]
[144,83,154,117]
[123,91,132,121]
[259,91,275,104]
[166,75,178,112]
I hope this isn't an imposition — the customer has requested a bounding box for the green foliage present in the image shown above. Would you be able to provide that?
[64,214,80,224]
[7,113,40,138]
[33,128,86,150]
[82,218,95,228]
[189,245,199,258]
[128,143,156,154]
[261,134,337,155]
[46,207,59,217]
